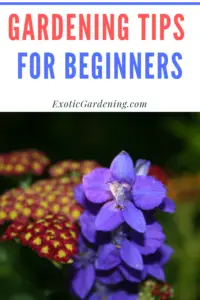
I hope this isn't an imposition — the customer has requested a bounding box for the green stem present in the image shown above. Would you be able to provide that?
[51,260,62,269]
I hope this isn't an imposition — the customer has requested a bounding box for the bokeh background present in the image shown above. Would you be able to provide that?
[0,112,200,300]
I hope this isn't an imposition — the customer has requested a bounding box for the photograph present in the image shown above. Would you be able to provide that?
[0,113,199,300]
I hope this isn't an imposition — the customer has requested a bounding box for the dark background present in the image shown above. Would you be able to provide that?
[0,112,198,300]
[0,113,189,170]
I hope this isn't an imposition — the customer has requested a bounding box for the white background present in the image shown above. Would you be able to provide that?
[0,3,199,111]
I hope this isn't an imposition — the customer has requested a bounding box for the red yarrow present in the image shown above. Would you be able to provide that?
[0,149,50,176]
[1,214,79,264]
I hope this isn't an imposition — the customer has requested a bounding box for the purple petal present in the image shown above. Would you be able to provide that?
[142,267,148,280]
[95,244,121,270]
[108,291,138,300]
[98,269,123,284]
[134,221,166,255]
[110,151,135,183]
[160,244,174,265]
[72,264,95,299]
[120,239,143,271]
[83,168,112,203]
[133,176,166,210]
[122,200,146,233]
[95,201,123,232]
[135,159,151,176]
[88,293,101,300]
[147,264,165,281]
[74,184,86,207]
[119,265,141,282]
[79,211,96,243]
[77,235,88,254]
[159,197,176,213]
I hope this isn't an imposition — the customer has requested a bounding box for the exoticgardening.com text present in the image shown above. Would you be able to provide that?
[52,100,147,110]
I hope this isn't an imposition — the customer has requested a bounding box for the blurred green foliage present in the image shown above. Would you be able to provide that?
[167,113,200,172]
[0,113,199,300]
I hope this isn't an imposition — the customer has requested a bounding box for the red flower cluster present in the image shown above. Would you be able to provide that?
[151,282,174,300]
[49,160,100,178]
[2,214,79,263]
[143,280,174,300]
[0,178,83,225]
[0,149,50,176]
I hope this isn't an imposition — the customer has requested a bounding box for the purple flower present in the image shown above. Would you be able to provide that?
[72,237,126,299]
[83,151,166,233]
[74,183,102,216]
[74,183,87,207]
[110,220,165,273]
[88,282,138,300]
[97,269,124,285]
[95,243,121,270]
[130,219,166,255]
[143,244,174,282]
[119,264,144,283]
[72,237,96,299]
[79,211,96,244]
[159,197,176,213]
[135,159,151,176]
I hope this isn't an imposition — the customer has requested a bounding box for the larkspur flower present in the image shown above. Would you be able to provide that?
[116,242,173,285]
[83,151,167,232]
[136,160,175,214]
[78,213,166,283]
[143,244,173,282]
[88,281,139,300]
[114,221,165,272]
[79,211,97,244]
[72,236,128,299]
[72,237,96,299]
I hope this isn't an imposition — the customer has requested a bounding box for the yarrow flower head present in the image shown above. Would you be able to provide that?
[0,149,50,176]
[1,214,79,264]
[0,177,83,225]
[83,151,170,232]
[49,160,100,179]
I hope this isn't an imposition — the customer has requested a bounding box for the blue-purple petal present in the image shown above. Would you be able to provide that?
[135,159,151,176]
[77,235,88,254]
[147,264,165,281]
[72,264,95,299]
[142,267,148,280]
[83,168,112,203]
[88,293,101,300]
[74,184,86,207]
[119,265,141,282]
[95,200,123,232]
[133,176,166,210]
[160,244,174,265]
[110,151,135,184]
[159,197,176,213]
[133,221,166,255]
[122,200,146,233]
[120,239,143,271]
[108,291,138,300]
[95,243,121,270]
[79,211,96,243]
[98,269,123,284]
